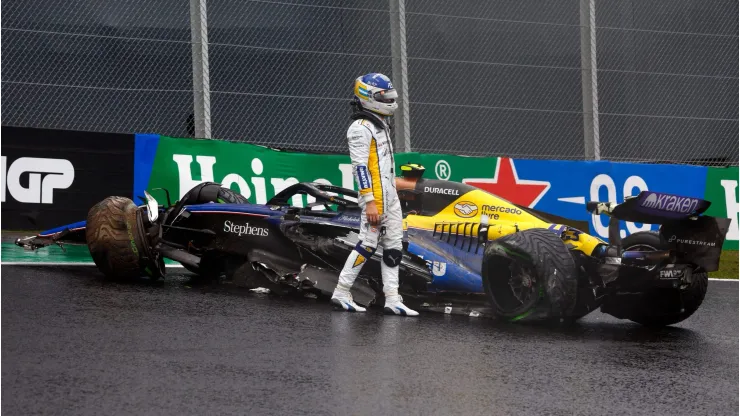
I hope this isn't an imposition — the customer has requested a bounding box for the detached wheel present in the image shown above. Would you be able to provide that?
[86,196,158,281]
[482,228,578,322]
[621,231,708,327]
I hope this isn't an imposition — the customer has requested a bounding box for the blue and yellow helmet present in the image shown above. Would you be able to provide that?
[354,73,398,116]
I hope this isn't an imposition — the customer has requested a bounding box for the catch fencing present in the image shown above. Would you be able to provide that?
[2,0,737,166]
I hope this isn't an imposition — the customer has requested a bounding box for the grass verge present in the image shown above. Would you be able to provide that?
[710,250,739,279]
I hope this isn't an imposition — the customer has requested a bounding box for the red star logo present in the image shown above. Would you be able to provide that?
[463,158,550,208]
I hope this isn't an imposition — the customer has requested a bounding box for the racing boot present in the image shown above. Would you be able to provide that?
[330,291,367,312]
[330,246,372,312]
[384,294,419,317]
[380,248,419,317]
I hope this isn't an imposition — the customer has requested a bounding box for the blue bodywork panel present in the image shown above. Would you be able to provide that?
[185,203,280,216]
[405,227,485,294]
[39,220,87,236]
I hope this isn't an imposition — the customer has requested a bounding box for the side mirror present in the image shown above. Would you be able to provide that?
[144,191,159,223]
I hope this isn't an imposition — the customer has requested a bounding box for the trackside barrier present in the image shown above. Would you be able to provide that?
[1,127,734,250]
[133,134,738,250]
[2,126,135,230]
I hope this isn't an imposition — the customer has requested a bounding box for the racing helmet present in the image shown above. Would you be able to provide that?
[353,73,398,117]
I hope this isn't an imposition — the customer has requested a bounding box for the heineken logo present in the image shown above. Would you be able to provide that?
[172,154,355,209]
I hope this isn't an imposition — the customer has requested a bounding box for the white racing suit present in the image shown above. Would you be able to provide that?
[331,116,417,316]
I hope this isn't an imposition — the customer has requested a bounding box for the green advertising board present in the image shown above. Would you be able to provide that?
[704,166,739,250]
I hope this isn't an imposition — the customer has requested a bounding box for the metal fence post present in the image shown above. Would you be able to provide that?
[580,0,600,160]
[190,0,212,139]
[390,0,411,153]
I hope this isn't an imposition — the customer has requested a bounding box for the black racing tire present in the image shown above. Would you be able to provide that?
[183,182,249,206]
[86,196,148,281]
[622,231,709,327]
[482,228,578,322]
[212,187,249,204]
[622,230,664,254]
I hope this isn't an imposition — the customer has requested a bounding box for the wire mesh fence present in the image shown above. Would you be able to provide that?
[2,0,737,166]
[406,0,586,159]
[595,0,738,166]
[2,0,194,136]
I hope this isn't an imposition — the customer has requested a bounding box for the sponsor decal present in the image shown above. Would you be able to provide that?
[463,158,550,208]
[435,160,451,180]
[659,269,684,279]
[168,152,357,206]
[364,225,380,247]
[431,261,447,277]
[453,201,478,218]
[481,205,522,217]
[4,127,134,229]
[640,192,700,214]
[338,214,361,223]
[223,220,269,237]
[357,165,372,190]
[667,234,716,247]
[387,252,402,265]
[417,253,447,277]
[1,157,75,204]
[353,254,366,268]
[424,186,459,196]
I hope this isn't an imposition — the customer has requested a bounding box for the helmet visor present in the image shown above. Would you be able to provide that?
[373,89,397,104]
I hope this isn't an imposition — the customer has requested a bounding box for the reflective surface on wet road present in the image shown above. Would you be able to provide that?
[2,265,738,415]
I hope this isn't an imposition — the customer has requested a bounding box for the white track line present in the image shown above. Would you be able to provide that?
[1,262,183,268]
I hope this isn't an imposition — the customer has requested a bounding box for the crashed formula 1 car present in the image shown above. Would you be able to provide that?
[17,164,732,326]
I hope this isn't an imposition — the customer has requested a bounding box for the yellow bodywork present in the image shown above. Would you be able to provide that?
[402,189,606,256]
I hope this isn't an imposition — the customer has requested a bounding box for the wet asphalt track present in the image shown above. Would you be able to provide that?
[2,265,738,416]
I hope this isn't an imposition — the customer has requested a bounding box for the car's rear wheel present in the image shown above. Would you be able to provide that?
[621,231,708,327]
[482,228,578,322]
[86,196,161,280]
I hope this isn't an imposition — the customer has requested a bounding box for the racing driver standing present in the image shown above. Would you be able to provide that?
[329,73,419,317]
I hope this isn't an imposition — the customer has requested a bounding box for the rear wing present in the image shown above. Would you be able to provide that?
[587,191,732,272]
[587,191,710,224]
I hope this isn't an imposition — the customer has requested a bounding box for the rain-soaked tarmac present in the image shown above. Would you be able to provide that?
[2,265,738,415]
